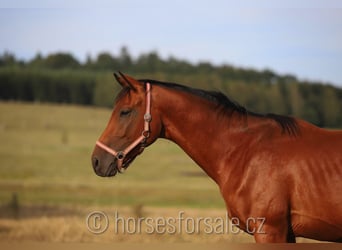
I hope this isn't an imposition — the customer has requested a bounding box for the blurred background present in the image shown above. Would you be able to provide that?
[0,0,341,243]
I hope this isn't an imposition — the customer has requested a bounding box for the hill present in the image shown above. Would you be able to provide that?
[1,48,341,127]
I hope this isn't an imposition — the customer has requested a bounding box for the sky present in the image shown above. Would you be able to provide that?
[1,1,342,86]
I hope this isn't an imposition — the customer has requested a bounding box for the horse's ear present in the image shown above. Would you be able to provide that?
[113,72,134,90]
[113,72,122,86]
[113,72,143,92]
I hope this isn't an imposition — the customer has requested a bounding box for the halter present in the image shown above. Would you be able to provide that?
[95,82,152,172]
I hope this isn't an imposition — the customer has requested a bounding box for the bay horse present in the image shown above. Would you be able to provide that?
[91,72,342,243]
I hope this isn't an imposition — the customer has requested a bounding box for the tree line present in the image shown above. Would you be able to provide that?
[0,47,341,127]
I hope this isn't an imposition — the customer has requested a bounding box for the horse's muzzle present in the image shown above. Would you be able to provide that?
[91,155,118,177]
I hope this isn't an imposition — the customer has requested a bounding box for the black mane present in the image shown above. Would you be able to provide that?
[139,79,299,136]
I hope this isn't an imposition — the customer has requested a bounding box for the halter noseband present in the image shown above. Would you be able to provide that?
[95,82,152,172]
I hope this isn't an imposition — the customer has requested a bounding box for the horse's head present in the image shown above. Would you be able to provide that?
[91,73,161,177]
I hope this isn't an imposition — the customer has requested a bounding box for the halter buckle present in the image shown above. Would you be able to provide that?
[144,113,152,122]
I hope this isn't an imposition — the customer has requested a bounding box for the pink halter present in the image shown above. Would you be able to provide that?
[95,83,152,172]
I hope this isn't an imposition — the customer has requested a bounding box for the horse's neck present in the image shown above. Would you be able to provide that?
[155,87,250,185]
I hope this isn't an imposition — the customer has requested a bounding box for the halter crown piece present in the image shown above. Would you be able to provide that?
[95,82,152,172]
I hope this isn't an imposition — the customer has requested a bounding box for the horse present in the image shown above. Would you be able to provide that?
[91,72,342,243]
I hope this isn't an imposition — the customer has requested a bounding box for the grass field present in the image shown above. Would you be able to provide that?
[0,102,317,243]
[0,101,223,208]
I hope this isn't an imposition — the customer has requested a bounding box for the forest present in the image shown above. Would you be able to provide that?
[0,47,341,127]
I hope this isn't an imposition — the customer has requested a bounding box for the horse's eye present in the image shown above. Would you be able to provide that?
[120,109,132,117]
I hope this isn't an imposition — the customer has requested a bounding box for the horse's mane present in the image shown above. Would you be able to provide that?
[139,79,299,136]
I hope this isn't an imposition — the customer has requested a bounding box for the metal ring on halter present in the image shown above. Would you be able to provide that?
[116,151,125,160]
[142,130,150,138]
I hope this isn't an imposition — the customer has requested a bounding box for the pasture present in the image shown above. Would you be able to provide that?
[0,102,316,242]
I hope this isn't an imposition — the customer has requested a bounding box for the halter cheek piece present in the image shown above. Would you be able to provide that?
[95,83,152,172]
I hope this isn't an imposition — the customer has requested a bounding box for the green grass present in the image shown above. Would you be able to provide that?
[0,102,224,208]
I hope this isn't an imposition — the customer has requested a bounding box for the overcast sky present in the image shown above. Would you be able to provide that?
[1,1,342,86]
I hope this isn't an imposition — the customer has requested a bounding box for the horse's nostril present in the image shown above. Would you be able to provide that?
[92,157,99,169]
